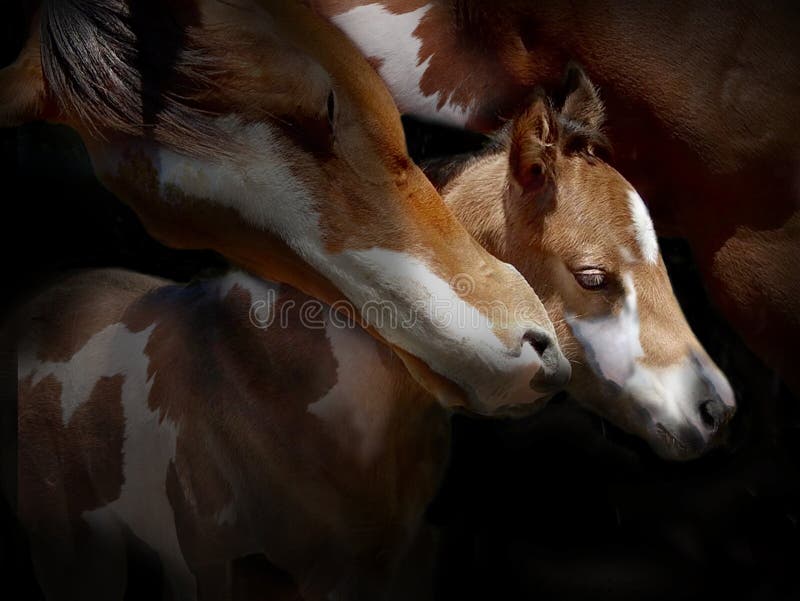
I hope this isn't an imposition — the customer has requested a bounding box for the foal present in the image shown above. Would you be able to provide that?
[435,69,735,459]
[11,72,735,600]
[0,0,568,414]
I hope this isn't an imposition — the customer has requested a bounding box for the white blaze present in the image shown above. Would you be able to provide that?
[627,189,659,264]
[329,248,545,408]
[567,272,643,388]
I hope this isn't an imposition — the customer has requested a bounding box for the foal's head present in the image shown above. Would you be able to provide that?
[0,0,570,414]
[440,68,735,459]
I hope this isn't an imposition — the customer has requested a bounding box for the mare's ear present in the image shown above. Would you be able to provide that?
[508,91,557,193]
[560,63,605,132]
[1,12,46,127]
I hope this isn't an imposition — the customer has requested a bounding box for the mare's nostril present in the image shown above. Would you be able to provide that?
[523,329,550,358]
[699,398,726,431]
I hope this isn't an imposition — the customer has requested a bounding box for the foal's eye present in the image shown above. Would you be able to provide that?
[574,268,608,291]
[326,91,336,126]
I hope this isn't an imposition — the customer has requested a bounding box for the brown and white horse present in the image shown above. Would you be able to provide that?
[314,0,800,394]
[10,77,734,600]
[0,0,570,415]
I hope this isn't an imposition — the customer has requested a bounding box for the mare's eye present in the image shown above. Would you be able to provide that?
[574,268,607,291]
[326,91,336,126]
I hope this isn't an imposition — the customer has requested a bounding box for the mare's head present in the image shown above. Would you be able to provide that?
[439,67,735,458]
[0,0,570,414]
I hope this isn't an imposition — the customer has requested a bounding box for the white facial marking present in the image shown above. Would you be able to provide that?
[627,189,659,264]
[568,271,734,441]
[567,272,643,388]
[96,117,543,410]
[624,358,708,432]
[308,319,397,464]
[330,248,544,408]
[331,3,474,127]
[618,244,637,265]
[154,117,322,253]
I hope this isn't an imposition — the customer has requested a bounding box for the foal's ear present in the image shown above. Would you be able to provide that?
[0,15,46,127]
[560,63,605,131]
[508,93,557,192]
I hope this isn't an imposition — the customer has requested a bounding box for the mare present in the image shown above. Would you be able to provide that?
[0,0,570,414]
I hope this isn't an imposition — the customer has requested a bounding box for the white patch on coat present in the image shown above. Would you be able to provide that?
[216,270,280,305]
[567,272,643,387]
[96,118,547,413]
[20,323,156,426]
[308,319,396,463]
[627,189,659,264]
[331,4,474,126]
[21,321,197,598]
[78,323,197,600]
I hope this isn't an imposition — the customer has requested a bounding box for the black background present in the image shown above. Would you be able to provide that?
[2,5,800,600]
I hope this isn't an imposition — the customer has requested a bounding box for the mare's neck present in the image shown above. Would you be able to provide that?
[441,153,512,262]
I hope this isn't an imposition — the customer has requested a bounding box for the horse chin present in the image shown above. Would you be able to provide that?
[457,393,554,419]
[645,421,712,462]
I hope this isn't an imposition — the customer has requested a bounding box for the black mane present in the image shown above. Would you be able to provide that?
[41,0,226,154]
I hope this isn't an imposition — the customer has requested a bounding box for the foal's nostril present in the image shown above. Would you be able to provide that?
[699,398,727,431]
[523,329,550,358]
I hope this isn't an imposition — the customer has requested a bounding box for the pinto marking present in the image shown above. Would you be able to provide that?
[308,320,397,463]
[2,0,570,415]
[20,323,156,427]
[79,322,195,599]
[331,3,474,127]
[217,269,281,306]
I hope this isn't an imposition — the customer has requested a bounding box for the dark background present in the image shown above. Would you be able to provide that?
[2,6,799,601]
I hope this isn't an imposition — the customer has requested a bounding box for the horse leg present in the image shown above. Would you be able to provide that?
[28,511,127,601]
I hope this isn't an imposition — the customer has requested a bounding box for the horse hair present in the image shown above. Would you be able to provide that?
[41,0,229,156]
[422,101,612,190]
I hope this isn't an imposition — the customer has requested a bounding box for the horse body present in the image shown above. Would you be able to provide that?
[11,78,735,599]
[315,0,800,392]
[0,0,571,415]
[14,268,448,600]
